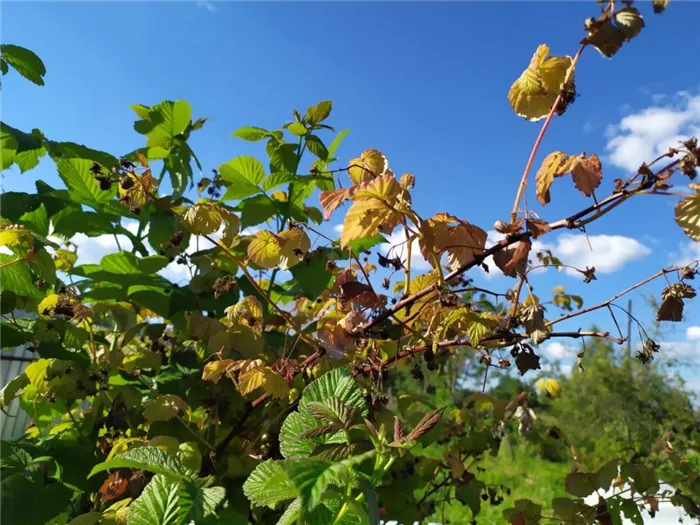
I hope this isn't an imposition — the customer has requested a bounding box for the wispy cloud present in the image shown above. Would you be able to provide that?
[605,91,700,173]
[196,1,217,12]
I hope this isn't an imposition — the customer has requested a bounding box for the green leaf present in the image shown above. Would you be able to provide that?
[359,479,381,525]
[134,100,192,148]
[0,44,46,85]
[300,367,368,419]
[620,499,643,525]
[0,373,29,412]
[455,479,485,519]
[285,450,375,510]
[19,203,49,237]
[621,463,658,494]
[88,446,190,482]
[180,484,226,523]
[129,285,171,317]
[565,472,599,498]
[31,247,57,283]
[276,497,302,525]
[56,158,116,208]
[232,126,268,142]
[268,142,299,174]
[305,135,329,161]
[0,123,46,173]
[0,473,73,525]
[128,474,182,525]
[0,58,8,75]
[598,458,621,491]
[51,209,115,238]
[67,513,102,525]
[304,206,323,225]
[306,101,333,125]
[288,122,308,137]
[288,252,334,298]
[45,141,118,167]
[243,459,299,508]
[239,194,277,228]
[1,321,33,348]
[1,254,42,300]
[221,156,265,185]
[263,172,297,191]
[327,129,350,161]
[280,412,315,459]
[0,192,41,222]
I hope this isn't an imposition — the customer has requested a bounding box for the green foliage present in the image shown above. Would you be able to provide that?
[3,7,700,523]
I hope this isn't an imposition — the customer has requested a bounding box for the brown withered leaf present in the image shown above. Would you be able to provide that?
[645,494,660,513]
[99,469,145,503]
[536,151,578,205]
[572,154,602,197]
[493,240,531,278]
[419,213,488,271]
[406,408,442,442]
[494,219,523,235]
[339,281,374,302]
[99,470,129,502]
[320,187,351,221]
[525,218,551,239]
[656,296,684,322]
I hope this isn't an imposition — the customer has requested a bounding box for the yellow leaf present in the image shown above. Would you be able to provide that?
[38,294,60,317]
[348,148,388,185]
[118,169,158,208]
[183,199,238,237]
[675,193,700,241]
[418,213,487,271]
[202,359,238,383]
[149,435,180,455]
[225,295,264,332]
[246,228,310,270]
[537,378,562,399]
[238,365,267,395]
[53,249,78,272]
[247,230,285,268]
[263,369,289,399]
[0,226,32,250]
[535,151,579,205]
[278,228,311,270]
[508,44,572,122]
[341,174,404,248]
[143,394,189,423]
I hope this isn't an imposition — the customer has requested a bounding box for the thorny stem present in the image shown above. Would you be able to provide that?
[510,45,586,223]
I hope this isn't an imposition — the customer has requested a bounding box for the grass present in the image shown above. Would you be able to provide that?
[433,440,570,524]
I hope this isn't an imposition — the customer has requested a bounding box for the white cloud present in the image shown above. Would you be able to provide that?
[670,240,700,268]
[539,341,573,360]
[480,231,649,280]
[659,340,700,365]
[333,224,343,235]
[687,326,700,341]
[536,233,650,276]
[606,92,700,172]
[196,0,217,11]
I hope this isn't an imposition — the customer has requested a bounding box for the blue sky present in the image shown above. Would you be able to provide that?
[3,1,700,389]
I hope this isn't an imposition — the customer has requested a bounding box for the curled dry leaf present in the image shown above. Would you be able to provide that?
[536,151,578,205]
[572,154,602,197]
[583,19,626,58]
[419,212,488,271]
[493,239,531,278]
[508,44,573,122]
[525,218,551,239]
[615,7,645,41]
